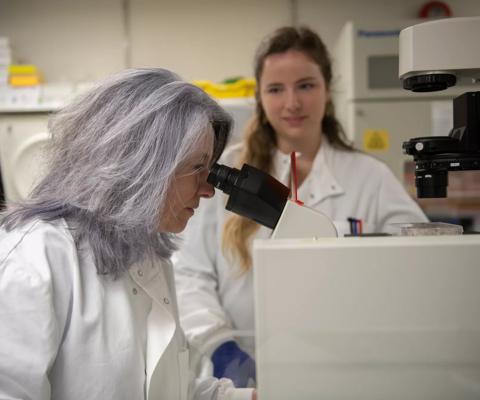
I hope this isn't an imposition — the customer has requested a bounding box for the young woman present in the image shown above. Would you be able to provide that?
[174,27,427,387]
[0,68,255,400]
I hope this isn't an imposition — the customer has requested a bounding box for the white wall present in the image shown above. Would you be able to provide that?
[129,0,291,81]
[0,0,479,83]
[0,0,126,82]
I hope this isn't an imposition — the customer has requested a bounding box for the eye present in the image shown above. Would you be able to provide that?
[266,86,283,94]
[298,82,316,90]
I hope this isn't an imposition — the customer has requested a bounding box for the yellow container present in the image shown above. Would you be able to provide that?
[193,78,256,99]
[8,64,42,86]
[9,74,41,86]
[8,64,38,75]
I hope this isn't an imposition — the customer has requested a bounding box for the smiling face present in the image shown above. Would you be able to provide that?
[259,49,330,156]
[158,136,215,233]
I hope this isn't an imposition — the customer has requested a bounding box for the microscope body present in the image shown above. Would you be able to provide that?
[399,16,480,198]
[271,199,337,239]
[403,91,480,197]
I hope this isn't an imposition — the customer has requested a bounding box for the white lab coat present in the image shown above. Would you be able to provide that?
[174,139,428,363]
[0,219,251,400]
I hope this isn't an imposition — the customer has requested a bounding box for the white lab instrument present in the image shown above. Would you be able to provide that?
[399,16,480,86]
[400,16,480,198]
[253,235,480,400]
[333,20,476,182]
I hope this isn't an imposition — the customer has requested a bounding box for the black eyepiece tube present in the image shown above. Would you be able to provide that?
[207,163,290,229]
[207,163,240,195]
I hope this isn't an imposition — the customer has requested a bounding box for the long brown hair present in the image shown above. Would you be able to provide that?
[223,26,353,272]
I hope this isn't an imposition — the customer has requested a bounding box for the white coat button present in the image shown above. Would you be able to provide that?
[137,269,143,277]
[310,194,315,199]
[132,288,138,295]
[163,297,170,304]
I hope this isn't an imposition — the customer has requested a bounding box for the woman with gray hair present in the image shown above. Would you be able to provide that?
[0,68,255,400]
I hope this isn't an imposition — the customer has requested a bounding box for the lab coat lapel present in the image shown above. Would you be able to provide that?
[300,141,344,208]
[145,301,176,399]
[272,150,292,187]
[129,261,176,398]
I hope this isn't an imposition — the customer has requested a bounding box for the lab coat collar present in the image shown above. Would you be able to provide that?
[272,137,345,206]
[128,258,163,298]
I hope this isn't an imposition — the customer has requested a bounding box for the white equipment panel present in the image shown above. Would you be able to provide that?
[253,235,480,400]
[0,113,51,204]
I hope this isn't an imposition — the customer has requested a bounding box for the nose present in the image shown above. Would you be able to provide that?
[199,179,215,199]
[285,89,300,111]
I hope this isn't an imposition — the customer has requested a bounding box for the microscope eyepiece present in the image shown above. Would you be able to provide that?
[207,163,290,229]
[207,163,240,195]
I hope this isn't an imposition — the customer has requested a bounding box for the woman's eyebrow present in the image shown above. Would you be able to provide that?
[296,76,318,83]
[265,82,283,87]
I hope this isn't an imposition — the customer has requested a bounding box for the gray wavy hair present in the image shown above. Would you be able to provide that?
[1,68,232,276]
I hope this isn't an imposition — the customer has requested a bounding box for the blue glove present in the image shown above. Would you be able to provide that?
[211,340,256,388]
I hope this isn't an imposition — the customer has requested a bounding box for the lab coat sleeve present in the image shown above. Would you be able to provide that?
[375,162,429,232]
[0,223,73,400]
[175,193,235,363]
[192,376,253,400]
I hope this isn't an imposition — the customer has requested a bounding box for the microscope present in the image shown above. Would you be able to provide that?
[207,163,337,238]
[400,16,480,198]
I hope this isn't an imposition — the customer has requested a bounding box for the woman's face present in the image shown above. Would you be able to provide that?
[159,138,215,233]
[259,49,329,154]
